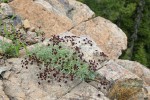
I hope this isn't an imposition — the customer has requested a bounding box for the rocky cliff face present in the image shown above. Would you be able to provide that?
[0,0,149,100]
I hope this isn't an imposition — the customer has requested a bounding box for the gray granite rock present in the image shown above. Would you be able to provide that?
[0,3,14,18]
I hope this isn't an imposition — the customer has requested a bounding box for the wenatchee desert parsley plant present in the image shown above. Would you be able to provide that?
[22,35,99,84]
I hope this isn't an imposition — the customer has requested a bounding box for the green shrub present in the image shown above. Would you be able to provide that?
[0,18,27,58]
[0,40,24,57]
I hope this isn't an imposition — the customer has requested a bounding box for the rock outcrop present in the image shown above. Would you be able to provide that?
[0,0,149,100]
[9,0,127,59]
[9,0,94,37]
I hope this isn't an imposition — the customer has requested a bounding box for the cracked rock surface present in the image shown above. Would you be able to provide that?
[9,0,94,38]
[0,0,149,100]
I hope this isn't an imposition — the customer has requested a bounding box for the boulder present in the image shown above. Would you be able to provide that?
[35,0,94,25]
[89,60,144,100]
[0,3,14,18]
[114,59,150,86]
[70,17,127,59]
[9,0,94,37]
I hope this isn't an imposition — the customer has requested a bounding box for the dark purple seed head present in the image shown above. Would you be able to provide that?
[38,82,40,85]
[98,87,101,90]
[64,81,67,83]
[53,73,56,77]
[103,87,106,89]
[48,80,50,83]
[97,94,101,97]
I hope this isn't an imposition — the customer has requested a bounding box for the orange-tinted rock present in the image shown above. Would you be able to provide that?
[70,17,127,59]
[9,0,94,37]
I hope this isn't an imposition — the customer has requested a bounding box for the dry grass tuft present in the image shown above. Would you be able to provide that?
[108,79,143,100]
